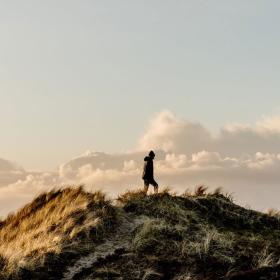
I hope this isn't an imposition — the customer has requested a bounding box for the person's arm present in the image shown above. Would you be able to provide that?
[142,161,147,179]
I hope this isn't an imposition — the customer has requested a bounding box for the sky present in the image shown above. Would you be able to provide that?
[0,1,280,215]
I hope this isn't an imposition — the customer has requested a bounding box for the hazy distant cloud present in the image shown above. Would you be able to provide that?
[218,116,280,156]
[1,111,280,216]
[56,149,280,209]
[58,151,154,196]
[0,172,59,217]
[0,158,26,187]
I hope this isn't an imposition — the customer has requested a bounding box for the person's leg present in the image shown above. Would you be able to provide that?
[143,180,149,194]
[151,179,159,194]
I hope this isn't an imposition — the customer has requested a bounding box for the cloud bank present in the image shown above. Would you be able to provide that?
[0,159,26,187]
[0,111,280,216]
[139,111,280,156]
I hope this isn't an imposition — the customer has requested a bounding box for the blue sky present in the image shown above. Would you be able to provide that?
[1,1,280,170]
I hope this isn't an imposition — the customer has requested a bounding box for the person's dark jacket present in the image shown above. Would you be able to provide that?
[142,156,154,180]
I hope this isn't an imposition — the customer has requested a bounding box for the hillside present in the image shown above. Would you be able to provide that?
[0,187,279,279]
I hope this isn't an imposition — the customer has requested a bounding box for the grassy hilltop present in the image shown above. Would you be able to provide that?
[0,186,279,280]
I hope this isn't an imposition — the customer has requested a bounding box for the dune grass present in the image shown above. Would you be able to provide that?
[0,186,279,279]
[0,187,116,278]
[118,187,280,278]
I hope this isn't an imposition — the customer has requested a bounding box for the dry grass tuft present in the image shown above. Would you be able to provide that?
[160,187,172,195]
[194,185,208,196]
[212,187,223,195]
[182,188,192,197]
[117,189,146,205]
[266,208,280,218]
[0,186,116,276]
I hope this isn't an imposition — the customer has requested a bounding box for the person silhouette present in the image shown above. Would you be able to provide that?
[142,150,158,194]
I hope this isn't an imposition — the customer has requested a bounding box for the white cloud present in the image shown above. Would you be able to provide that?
[138,111,213,154]
[0,171,59,217]
[0,158,26,187]
[139,111,280,157]
[1,111,280,216]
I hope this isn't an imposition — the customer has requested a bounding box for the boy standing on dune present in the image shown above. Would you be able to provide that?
[142,151,158,194]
